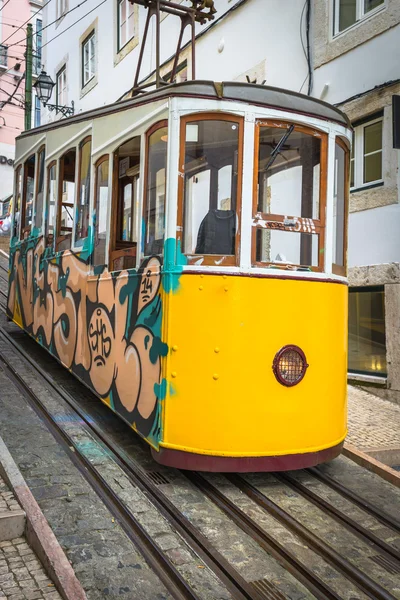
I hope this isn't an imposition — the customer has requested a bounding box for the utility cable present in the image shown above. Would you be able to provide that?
[6,0,92,50]
[0,0,12,14]
[0,72,24,110]
[41,0,108,50]
[1,0,51,46]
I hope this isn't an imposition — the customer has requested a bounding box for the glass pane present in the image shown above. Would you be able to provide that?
[333,143,346,267]
[144,126,167,256]
[348,288,387,375]
[34,149,45,229]
[46,165,57,243]
[183,120,238,255]
[364,0,384,13]
[75,140,91,243]
[256,228,319,267]
[13,167,22,238]
[94,159,109,266]
[364,151,382,183]
[338,0,357,31]
[364,120,382,154]
[23,155,35,234]
[350,158,355,188]
[122,183,132,241]
[58,149,76,251]
[257,126,321,220]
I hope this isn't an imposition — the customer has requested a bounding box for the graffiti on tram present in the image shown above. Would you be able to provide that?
[7,238,167,447]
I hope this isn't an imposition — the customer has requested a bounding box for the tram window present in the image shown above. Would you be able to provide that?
[21,154,36,239]
[256,229,319,267]
[75,137,92,245]
[12,166,22,239]
[34,147,45,230]
[180,117,241,263]
[257,126,321,219]
[143,123,167,257]
[110,136,141,271]
[46,162,57,247]
[56,149,76,252]
[94,156,109,266]
[253,121,326,271]
[333,139,348,276]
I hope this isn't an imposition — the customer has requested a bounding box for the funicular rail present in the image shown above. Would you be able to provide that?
[0,305,399,600]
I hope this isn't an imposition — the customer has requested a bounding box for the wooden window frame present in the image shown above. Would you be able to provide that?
[142,119,168,259]
[93,154,109,266]
[56,147,76,252]
[177,113,244,267]
[109,136,142,271]
[20,154,36,240]
[34,144,46,230]
[45,160,57,248]
[252,120,328,273]
[13,165,23,240]
[75,135,92,245]
[332,136,350,277]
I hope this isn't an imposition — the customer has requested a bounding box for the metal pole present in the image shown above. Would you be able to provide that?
[24,23,33,131]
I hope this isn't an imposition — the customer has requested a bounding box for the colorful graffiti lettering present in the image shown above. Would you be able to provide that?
[7,237,166,448]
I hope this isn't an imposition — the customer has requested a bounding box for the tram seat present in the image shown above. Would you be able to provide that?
[195,209,235,255]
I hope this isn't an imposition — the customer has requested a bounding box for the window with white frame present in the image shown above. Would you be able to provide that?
[350,113,383,190]
[56,66,67,107]
[82,31,95,87]
[334,0,385,35]
[57,0,67,20]
[117,0,135,51]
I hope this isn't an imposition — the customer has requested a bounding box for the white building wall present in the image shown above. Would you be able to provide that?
[348,204,400,267]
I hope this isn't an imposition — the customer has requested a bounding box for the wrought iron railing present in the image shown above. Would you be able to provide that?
[0,45,7,68]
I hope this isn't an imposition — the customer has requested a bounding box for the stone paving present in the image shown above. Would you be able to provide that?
[0,477,21,513]
[0,538,62,600]
[347,384,400,450]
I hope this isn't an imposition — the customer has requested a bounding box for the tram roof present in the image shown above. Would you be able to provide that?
[19,80,350,139]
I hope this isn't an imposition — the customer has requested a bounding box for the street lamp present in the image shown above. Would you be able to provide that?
[34,70,74,118]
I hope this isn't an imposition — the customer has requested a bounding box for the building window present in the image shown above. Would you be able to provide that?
[253,121,326,271]
[351,114,383,189]
[56,66,67,108]
[118,0,135,51]
[348,286,386,376]
[57,0,67,20]
[35,19,42,74]
[0,44,8,68]
[334,0,385,35]
[82,31,95,87]
[34,96,41,128]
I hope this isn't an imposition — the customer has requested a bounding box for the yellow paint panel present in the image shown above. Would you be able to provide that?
[162,275,347,457]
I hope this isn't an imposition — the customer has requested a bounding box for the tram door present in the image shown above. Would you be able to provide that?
[110,137,141,271]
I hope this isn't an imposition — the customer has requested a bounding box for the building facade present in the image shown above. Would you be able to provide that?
[0,0,43,203]
[313,0,400,402]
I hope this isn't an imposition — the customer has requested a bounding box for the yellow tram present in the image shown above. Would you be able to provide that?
[7,81,351,471]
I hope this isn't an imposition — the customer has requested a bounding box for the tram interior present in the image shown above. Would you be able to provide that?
[22,154,35,238]
[257,126,321,267]
[57,149,76,252]
[183,119,238,256]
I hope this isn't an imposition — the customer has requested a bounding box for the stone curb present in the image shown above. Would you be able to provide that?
[343,442,400,488]
[0,436,87,600]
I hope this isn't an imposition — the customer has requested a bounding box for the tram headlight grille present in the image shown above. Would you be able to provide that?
[273,345,308,386]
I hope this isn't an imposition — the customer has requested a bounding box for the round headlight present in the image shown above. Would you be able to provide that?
[273,345,308,387]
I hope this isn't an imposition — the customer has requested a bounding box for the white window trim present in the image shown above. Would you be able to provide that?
[56,66,67,107]
[351,116,383,191]
[333,0,386,38]
[82,31,96,88]
[117,0,135,51]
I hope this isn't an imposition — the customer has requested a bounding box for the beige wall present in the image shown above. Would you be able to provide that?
[313,0,400,68]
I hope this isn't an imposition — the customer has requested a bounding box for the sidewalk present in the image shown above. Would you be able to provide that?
[347,384,400,468]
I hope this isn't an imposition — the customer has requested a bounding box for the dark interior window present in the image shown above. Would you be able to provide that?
[22,154,35,238]
[35,148,45,230]
[110,136,140,271]
[57,149,76,251]
[144,126,167,257]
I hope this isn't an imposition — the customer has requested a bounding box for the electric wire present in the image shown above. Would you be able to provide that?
[0,0,12,14]
[1,0,51,46]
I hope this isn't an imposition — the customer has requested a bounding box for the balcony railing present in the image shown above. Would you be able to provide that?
[0,45,7,68]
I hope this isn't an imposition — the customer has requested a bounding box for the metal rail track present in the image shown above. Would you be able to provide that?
[227,474,397,600]
[0,345,202,600]
[276,472,400,562]
[309,467,400,533]
[0,327,267,600]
